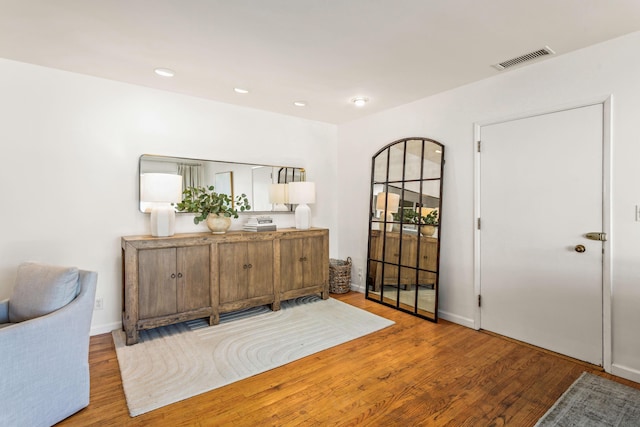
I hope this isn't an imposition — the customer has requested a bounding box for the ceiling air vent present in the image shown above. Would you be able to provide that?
[493,46,555,70]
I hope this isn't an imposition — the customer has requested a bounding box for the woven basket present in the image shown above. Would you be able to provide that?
[329,257,352,294]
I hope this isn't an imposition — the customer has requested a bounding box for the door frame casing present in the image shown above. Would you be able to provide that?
[473,95,612,372]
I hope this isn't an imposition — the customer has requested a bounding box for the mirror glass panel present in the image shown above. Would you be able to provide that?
[366,137,444,322]
[387,144,405,182]
[404,139,423,181]
[139,154,304,213]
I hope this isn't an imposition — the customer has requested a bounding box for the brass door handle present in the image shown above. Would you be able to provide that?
[575,244,586,253]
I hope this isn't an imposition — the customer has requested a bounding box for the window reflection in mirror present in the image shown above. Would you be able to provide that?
[139,154,304,214]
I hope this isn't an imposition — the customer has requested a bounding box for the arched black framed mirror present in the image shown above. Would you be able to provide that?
[365,137,444,321]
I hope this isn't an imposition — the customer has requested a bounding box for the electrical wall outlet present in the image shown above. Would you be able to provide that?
[357,267,363,284]
[94,297,104,310]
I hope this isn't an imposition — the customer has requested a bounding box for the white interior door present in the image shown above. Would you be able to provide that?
[479,104,603,365]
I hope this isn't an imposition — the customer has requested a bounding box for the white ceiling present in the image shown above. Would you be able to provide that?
[2,0,640,124]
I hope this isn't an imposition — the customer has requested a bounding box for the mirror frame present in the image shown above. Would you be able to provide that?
[138,154,305,214]
[365,137,445,322]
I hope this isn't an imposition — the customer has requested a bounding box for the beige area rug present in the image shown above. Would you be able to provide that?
[112,295,394,416]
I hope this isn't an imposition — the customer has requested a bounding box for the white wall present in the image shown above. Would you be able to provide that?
[3,30,640,383]
[337,31,640,382]
[0,58,338,335]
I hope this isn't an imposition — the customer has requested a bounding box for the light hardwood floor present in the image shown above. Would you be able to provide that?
[59,292,639,426]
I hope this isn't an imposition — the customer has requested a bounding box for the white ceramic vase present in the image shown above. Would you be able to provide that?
[206,213,231,234]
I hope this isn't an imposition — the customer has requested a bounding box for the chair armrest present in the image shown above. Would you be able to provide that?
[0,270,97,426]
[0,299,8,323]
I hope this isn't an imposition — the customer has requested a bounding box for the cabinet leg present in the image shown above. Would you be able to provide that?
[321,290,329,300]
[271,301,281,311]
[125,328,139,346]
[210,313,219,325]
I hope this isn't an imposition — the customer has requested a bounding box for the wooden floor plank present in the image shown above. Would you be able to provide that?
[58,292,638,426]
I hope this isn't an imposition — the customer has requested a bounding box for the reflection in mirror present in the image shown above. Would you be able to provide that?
[366,137,444,322]
[417,272,437,315]
[139,155,305,213]
[388,144,405,182]
[214,171,233,200]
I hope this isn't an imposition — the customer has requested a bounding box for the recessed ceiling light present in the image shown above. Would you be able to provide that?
[234,87,249,94]
[154,68,175,77]
[352,97,369,107]
[435,149,442,154]
[293,101,307,107]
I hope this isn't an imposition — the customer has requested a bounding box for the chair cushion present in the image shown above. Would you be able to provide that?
[9,262,80,323]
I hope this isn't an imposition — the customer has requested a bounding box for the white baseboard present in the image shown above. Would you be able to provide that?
[91,321,121,336]
[345,284,475,329]
[438,310,475,329]
[349,283,366,293]
[611,363,640,384]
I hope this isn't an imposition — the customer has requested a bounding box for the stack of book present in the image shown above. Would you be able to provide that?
[243,215,277,232]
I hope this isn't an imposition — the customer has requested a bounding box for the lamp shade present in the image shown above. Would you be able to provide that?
[140,173,182,237]
[141,173,183,203]
[376,192,400,213]
[268,183,289,204]
[288,182,316,205]
[269,183,289,212]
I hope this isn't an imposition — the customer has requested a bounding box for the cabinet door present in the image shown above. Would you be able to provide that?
[138,248,177,319]
[218,242,249,303]
[280,238,305,291]
[280,235,325,291]
[303,235,326,287]
[382,234,400,283]
[400,235,417,285]
[369,231,382,261]
[177,245,210,312]
[218,241,274,303]
[246,240,274,298]
[418,238,438,287]
[401,235,418,268]
[418,237,438,272]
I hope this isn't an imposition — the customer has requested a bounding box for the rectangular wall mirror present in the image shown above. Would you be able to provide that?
[139,154,305,214]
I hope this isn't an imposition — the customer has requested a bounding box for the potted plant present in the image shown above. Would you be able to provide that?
[393,208,439,236]
[174,185,251,234]
[418,209,439,237]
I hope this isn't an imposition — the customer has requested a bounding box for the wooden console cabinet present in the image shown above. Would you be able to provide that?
[368,230,438,291]
[122,228,329,345]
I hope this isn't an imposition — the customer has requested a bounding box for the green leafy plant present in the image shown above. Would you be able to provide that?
[393,208,439,226]
[419,209,439,226]
[393,209,417,223]
[174,185,251,224]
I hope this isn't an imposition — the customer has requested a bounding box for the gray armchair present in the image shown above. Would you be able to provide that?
[0,263,98,427]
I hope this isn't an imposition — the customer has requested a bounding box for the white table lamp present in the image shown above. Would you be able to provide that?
[141,173,183,237]
[288,182,316,229]
[376,192,400,232]
[269,183,289,211]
